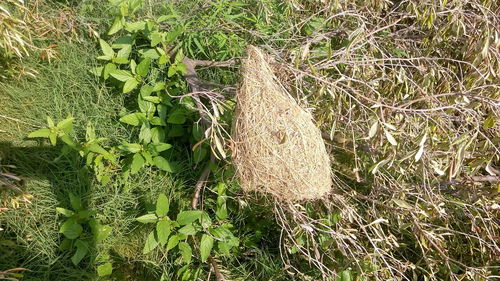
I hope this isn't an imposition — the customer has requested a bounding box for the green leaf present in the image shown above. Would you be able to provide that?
[139,48,160,59]
[156,193,169,217]
[99,39,115,58]
[136,58,151,77]
[178,224,196,235]
[119,113,145,126]
[97,262,113,276]
[151,143,172,153]
[151,127,165,143]
[167,109,186,124]
[49,132,57,145]
[117,45,132,59]
[88,143,108,155]
[153,82,165,92]
[95,225,112,243]
[131,153,145,174]
[339,270,352,281]
[153,156,174,172]
[216,201,228,220]
[139,123,152,144]
[193,147,207,163]
[136,213,158,223]
[150,32,163,46]
[167,65,177,77]
[118,142,142,153]
[166,234,179,251]
[157,104,168,121]
[110,69,133,81]
[71,240,89,265]
[218,241,230,255]
[178,242,192,264]
[143,231,159,254]
[69,192,83,211]
[28,128,51,138]
[47,116,54,127]
[59,219,83,239]
[138,96,155,115]
[56,207,74,217]
[200,212,212,228]
[149,117,165,126]
[143,96,162,103]
[112,35,133,48]
[56,117,74,134]
[156,220,171,246]
[200,234,214,262]
[103,63,117,79]
[123,78,139,93]
[108,16,123,35]
[176,210,202,225]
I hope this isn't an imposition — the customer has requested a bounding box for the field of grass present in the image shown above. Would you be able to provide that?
[1,0,499,281]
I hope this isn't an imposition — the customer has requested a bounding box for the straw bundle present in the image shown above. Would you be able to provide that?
[232,46,332,202]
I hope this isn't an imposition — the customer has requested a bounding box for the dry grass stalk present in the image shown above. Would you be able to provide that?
[232,46,332,202]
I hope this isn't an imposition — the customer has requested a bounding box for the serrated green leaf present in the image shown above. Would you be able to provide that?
[200,234,214,262]
[156,220,171,246]
[88,143,108,155]
[136,58,151,77]
[143,231,159,254]
[153,156,174,172]
[176,210,202,225]
[151,127,165,143]
[110,69,133,81]
[167,109,186,124]
[151,143,172,153]
[166,234,179,251]
[56,117,74,134]
[178,242,192,264]
[108,16,123,35]
[156,193,169,217]
[103,63,117,79]
[71,240,89,265]
[99,39,114,57]
[139,123,152,144]
[118,142,142,153]
[131,153,145,174]
[28,128,51,138]
[119,113,145,126]
[178,224,196,235]
[123,78,139,93]
[136,213,158,223]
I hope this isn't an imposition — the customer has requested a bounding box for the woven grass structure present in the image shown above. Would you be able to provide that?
[232,46,332,202]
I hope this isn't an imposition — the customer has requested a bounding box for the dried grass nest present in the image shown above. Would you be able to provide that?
[232,46,332,202]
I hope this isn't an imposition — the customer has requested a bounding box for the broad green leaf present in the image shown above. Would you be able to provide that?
[136,58,151,77]
[216,201,228,220]
[47,116,54,127]
[178,242,192,264]
[95,225,112,243]
[167,109,186,124]
[88,143,108,155]
[99,39,114,58]
[142,231,159,254]
[103,63,117,79]
[71,240,89,265]
[119,113,145,126]
[200,212,212,228]
[113,56,129,64]
[130,59,137,74]
[139,123,152,144]
[166,234,179,251]
[56,117,74,134]
[125,20,146,32]
[152,82,165,92]
[108,16,123,35]
[56,207,74,217]
[156,220,171,246]
[153,156,174,172]
[112,35,133,48]
[69,192,83,211]
[59,219,83,239]
[157,104,168,121]
[110,69,133,81]
[167,65,177,77]
[218,241,231,255]
[118,142,142,153]
[139,48,160,59]
[138,95,155,115]
[156,193,169,217]
[151,143,172,153]
[49,132,57,145]
[131,153,145,174]
[339,270,352,281]
[149,117,165,126]
[123,78,139,93]
[142,151,154,164]
[97,262,113,276]
[136,213,158,223]
[150,32,163,46]
[176,210,202,225]
[77,210,95,220]
[193,147,207,163]
[178,224,196,235]
[28,128,51,138]
[117,45,132,59]
[90,66,104,76]
[192,123,203,141]
[200,234,214,262]
[143,96,161,103]
[151,127,165,143]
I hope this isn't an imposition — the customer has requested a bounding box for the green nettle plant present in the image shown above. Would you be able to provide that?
[28,0,238,278]
[56,192,113,276]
